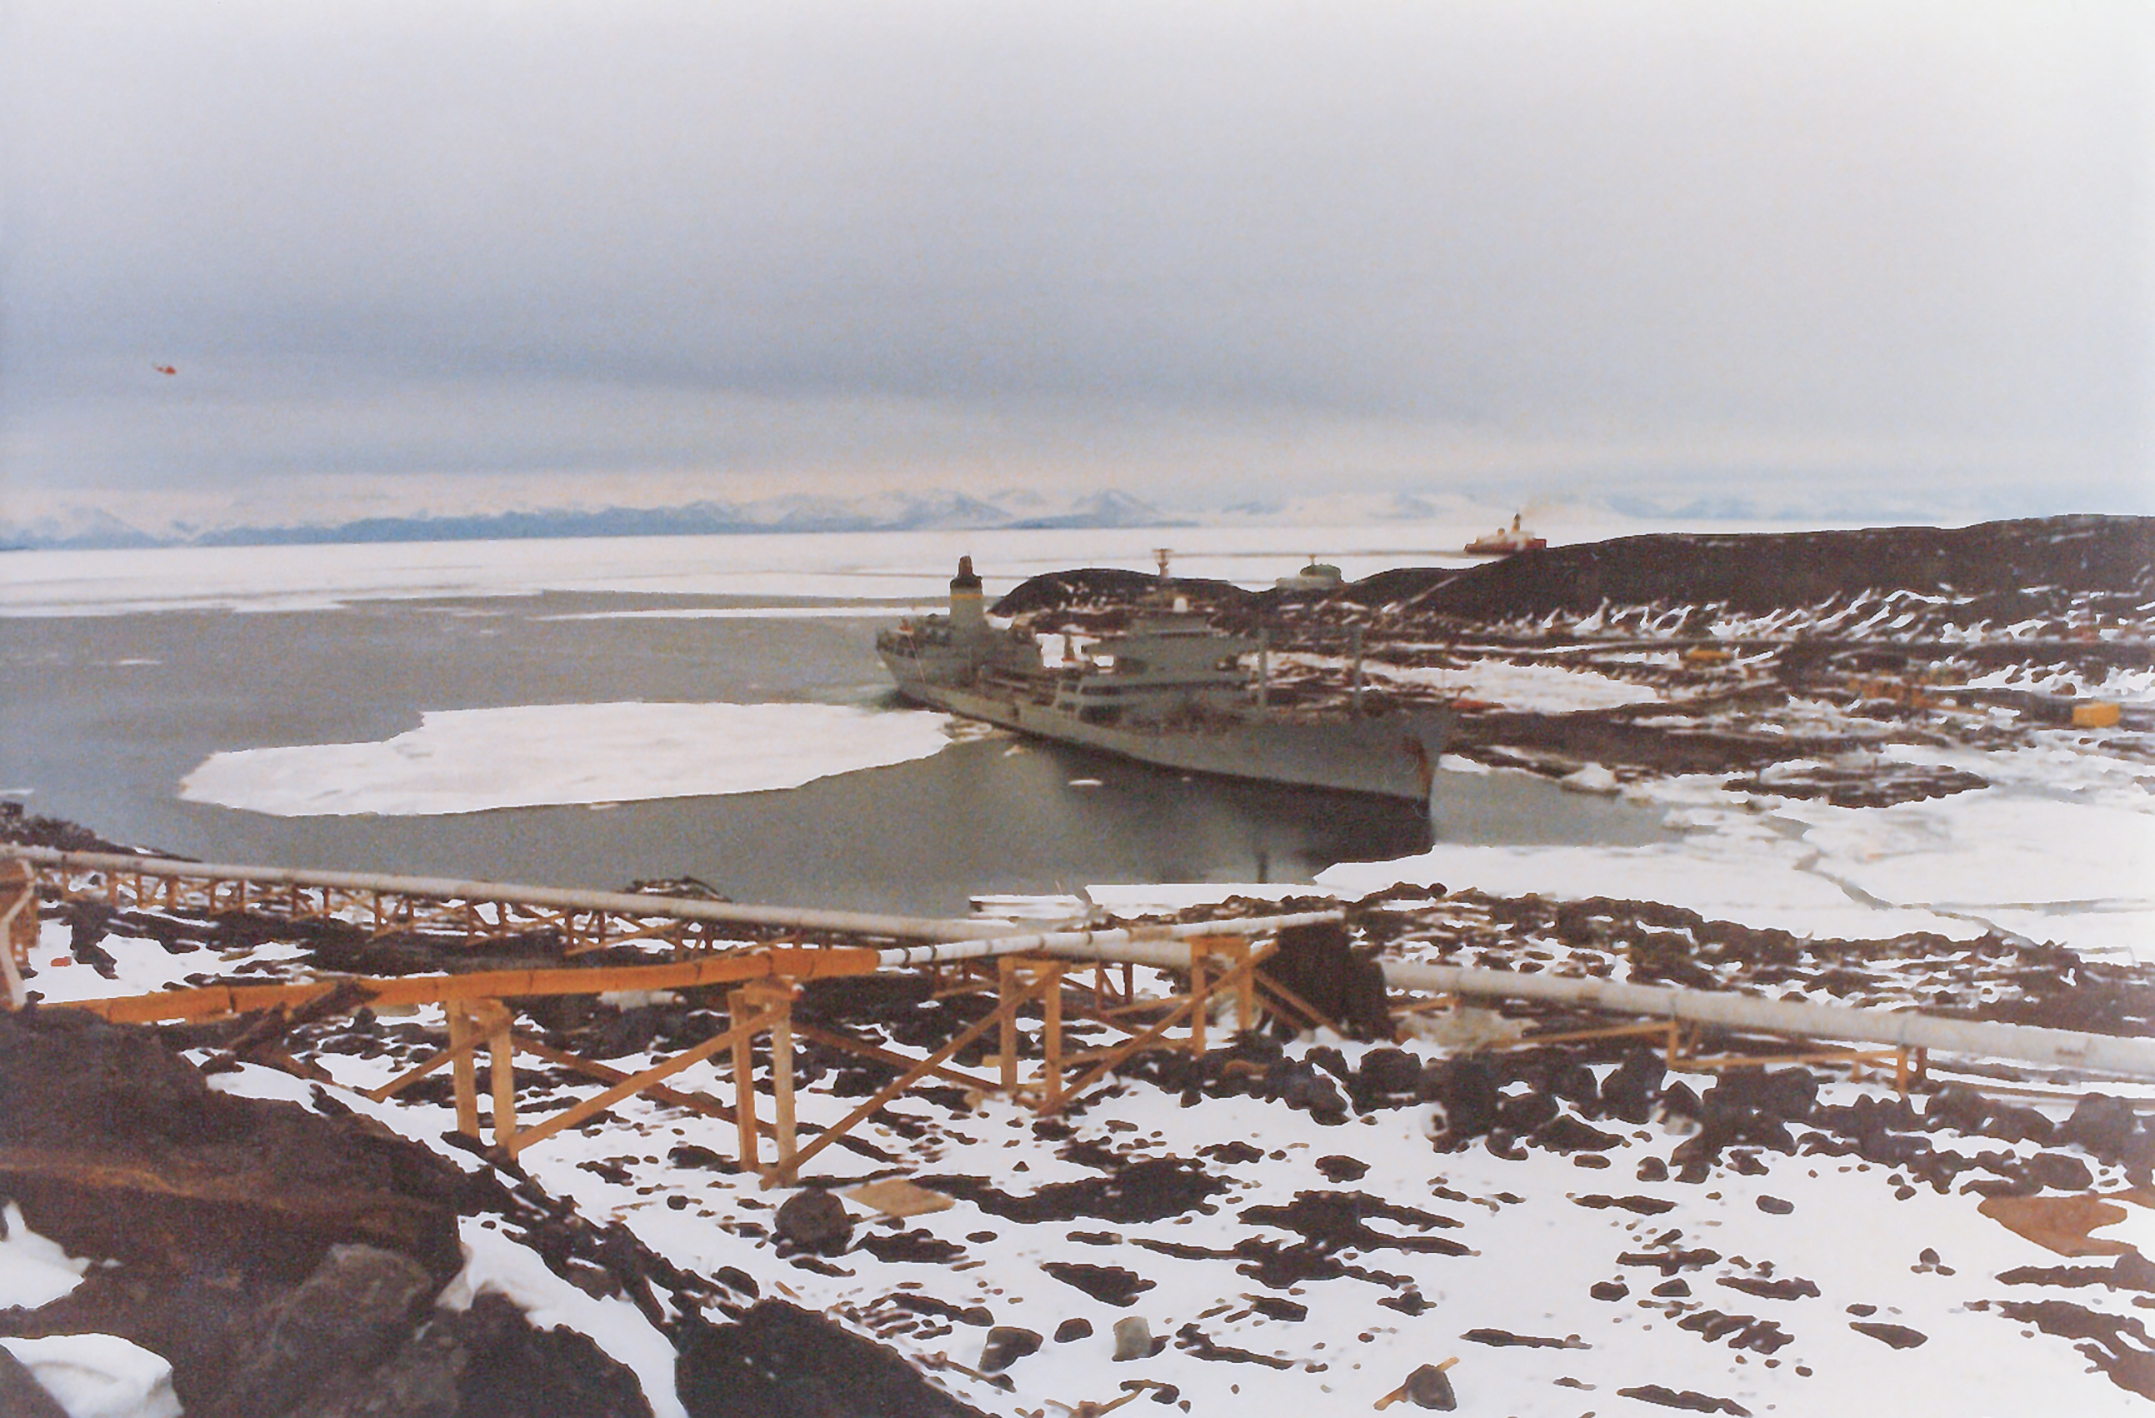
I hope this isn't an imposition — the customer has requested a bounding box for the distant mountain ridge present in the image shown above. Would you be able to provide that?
[0,487,1193,551]
[992,514,2155,621]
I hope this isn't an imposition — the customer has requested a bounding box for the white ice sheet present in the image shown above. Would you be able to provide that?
[178,701,955,816]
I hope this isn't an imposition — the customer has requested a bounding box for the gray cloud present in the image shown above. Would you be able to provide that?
[4,0,2149,519]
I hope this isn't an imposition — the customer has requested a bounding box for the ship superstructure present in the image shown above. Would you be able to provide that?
[877,557,1451,803]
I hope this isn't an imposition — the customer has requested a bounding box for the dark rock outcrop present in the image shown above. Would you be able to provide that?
[678,1302,986,1418]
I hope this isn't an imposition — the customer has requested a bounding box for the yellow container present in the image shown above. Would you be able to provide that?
[2073,701,2122,728]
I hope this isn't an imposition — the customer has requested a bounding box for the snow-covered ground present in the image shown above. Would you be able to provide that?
[1323,729,2155,964]
[15,899,2155,1418]
[1281,652,1668,713]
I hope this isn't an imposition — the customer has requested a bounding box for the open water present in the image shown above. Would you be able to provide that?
[2,569,1672,916]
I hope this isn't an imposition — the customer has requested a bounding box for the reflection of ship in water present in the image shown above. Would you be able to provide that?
[877,555,1452,804]
[1465,513,1547,556]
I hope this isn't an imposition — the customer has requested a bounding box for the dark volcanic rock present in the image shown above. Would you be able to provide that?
[1276,1068,1349,1123]
[774,1189,853,1255]
[2026,1151,2096,1193]
[2059,1094,2142,1161]
[283,1291,657,1418]
[1357,1047,1423,1096]
[977,1326,1042,1373]
[207,1244,436,1418]
[0,1348,69,1418]
[1497,1091,1560,1134]
[1434,1059,1501,1139]
[1849,1320,1928,1349]
[1258,922,1391,1039]
[1040,1261,1154,1307]
[1616,1383,1752,1416]
[679,1301,986,1418]
[0,1007,461,1285]
[1396,1361,1458,1410]
[853,1229,966,1265]
[922,1157,1226,1225]
[1391,516,2155,620]
[1531,1115,1623,1153]
[1316,1154,1370,1183]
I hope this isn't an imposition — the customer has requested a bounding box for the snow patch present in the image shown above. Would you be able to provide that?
[441,1219,687,1418]
[0,1202,91,1310]
[0,1334,182,1418]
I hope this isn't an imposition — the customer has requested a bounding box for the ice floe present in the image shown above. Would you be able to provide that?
[178,701,954,816]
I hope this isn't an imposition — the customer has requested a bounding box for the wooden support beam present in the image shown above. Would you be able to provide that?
[1041,963,1064,1115]
[503,1006,783,1158]
[1054,993,1202,1110]
[1185,935,1252,1051]
[788,1022,998,1093]
[784,992,1021,1177]
[64,945,883,1024]
[987,959,1068,1115]
[483,1002,517,1143]
[732,995,758,1175]
[998,958,1021,1096]
[730,981,799,1183]
[1187,944,1209,1057]
[448,1006,480,1139]
[510,1033,768,1134]
[364,1043,459,1102]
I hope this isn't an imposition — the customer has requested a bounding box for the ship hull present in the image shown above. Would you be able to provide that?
[882,654,1450,803]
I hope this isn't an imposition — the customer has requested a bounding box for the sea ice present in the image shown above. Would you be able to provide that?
[177,701,955,816]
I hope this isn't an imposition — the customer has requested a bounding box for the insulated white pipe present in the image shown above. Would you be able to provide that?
[1384,960,2155,1078]
[0,845,1017,942]
[950,929,2155,1080]
[873,910,1346,968]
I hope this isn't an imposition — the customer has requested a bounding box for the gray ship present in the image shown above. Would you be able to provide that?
[878,558,1453,804]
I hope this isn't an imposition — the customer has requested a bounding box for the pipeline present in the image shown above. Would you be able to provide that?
[16,841,2145,1079]
[1381,960,2155,1078]
[873,910,1346,968]
[987,933,2155,1080]
[0,844,1016,942]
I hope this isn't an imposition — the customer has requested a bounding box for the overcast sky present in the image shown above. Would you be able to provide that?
[3,0,2149,529]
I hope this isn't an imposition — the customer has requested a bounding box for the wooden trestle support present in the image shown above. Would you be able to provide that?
[1,852,1355,1187]
[1395,997,1931,1096]
[22,922,1310,1187]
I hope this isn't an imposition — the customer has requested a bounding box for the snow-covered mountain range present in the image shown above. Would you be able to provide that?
[0,487,1207,551]
[0,486,1547,552]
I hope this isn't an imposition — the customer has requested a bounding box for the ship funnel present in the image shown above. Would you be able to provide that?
[949,556,986,640]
